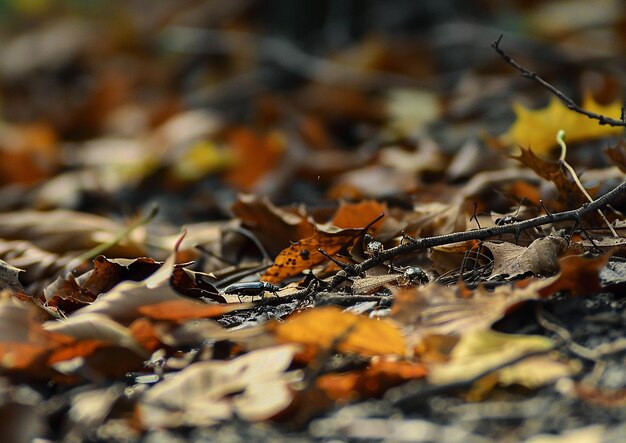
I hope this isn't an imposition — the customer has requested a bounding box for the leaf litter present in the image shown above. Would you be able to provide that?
[0,3,625,443]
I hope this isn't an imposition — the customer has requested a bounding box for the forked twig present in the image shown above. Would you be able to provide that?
[492,34,626,127]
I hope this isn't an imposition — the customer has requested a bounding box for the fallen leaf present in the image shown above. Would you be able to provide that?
[0,259,24,293]
[138,345,299,428]
[270,306,406,357]
[513,147,591,211]
[330,200,386,232]
[605,139,626,173]
[391,283,541,338]
[427,330,573,388]
[262,227,362,283]
[224,128,286,192]
[501,95,623,156]
[483,234,568,278]
[317,359,428,401]
[535,254,610,297]
[231,194,313,257]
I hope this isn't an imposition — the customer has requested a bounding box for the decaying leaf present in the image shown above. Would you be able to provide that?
[391,283,541,338]
[483,234,568,278]
[501,95,623,155]
[0,259,24,293]
[262,227,362,283]
[513,147,591,210]
[138,345,299,428]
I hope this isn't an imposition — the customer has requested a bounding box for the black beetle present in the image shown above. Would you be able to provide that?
[223,281,280,297]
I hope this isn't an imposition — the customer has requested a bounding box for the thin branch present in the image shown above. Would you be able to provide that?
[492,34,626,127]
[329,180,626,288]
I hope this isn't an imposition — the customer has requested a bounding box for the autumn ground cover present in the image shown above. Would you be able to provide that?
[0,1,625,442]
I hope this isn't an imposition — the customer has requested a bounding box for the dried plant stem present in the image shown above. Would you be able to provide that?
[65,205,159,272]
[556,130,619,237]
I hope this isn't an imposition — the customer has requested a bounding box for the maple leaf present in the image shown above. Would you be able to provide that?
[501,95,623,155]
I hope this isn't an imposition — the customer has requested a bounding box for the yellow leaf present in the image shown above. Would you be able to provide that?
[172,140,234,181]
[501,94,623,155]
[427,330,577,388]
[270,307,406,357]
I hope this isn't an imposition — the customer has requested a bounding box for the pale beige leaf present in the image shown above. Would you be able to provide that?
[483,234,568,278]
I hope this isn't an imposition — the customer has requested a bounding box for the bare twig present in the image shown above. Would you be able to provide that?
[492,34,626,127]
[328,180,626,288]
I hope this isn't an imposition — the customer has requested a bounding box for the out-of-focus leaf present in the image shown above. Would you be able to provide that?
[385,89,440,136]
[0,122,58,186]
[330,200,386,232]
[224,128,286,192]
[513,147,591,211]
[0,210,146,256]
[0,259,24,293]
[535,254,610,297]
[501,95,623,156]
[391,283,541,338]
[316,359,427,401]
[605,139,626,173]
[427,330,574,388]
[269,306,406,357]
[138,345,299,428]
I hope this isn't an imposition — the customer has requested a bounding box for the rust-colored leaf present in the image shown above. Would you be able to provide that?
[317,359,427,401]
[224,128,286,192]
[137,300,244,322]
[513,147,590,211]
[262,227,361,283]
[330,200,386,232]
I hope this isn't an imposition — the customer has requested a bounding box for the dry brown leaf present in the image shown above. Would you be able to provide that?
[231,194,314,257]
[71,254,249,324]
[513,147,591,211]
[535,253,609,297]
[605,140,626,173]
[0,210,146,256]
[269,306,406,357]
[0,302,73,377]
[0,259,24,293]
[138,345,299,428]
[391,283,541,338]
[483,234,568,278]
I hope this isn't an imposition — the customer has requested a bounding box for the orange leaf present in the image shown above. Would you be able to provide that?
[317,359,428,401]
[331,200,386,232]
[129,318,162,352]
[136,300,247,322]
[270,306,406,356]
[224,128,286,191]
[262,227,361,284]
